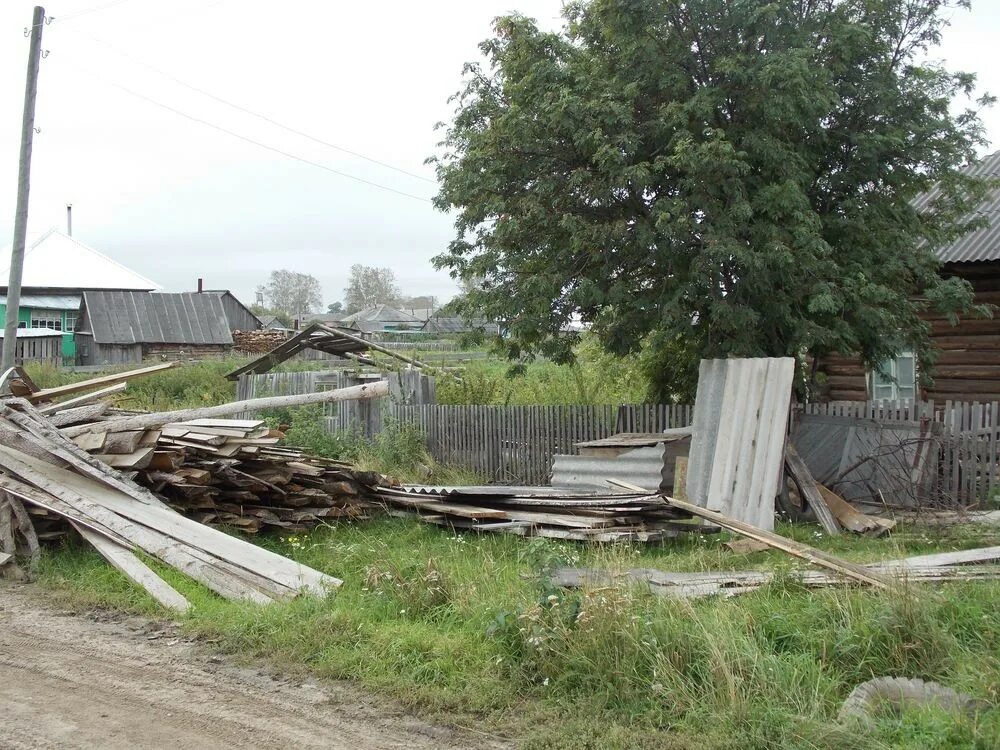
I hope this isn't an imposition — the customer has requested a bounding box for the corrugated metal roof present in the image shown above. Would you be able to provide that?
[0,294,80,309]
[0,229,160,291]
[913,151,1000,263]
[83,291,233,345]
[0,327,64,338]
[551,446,673,492]
[340,304,421,324]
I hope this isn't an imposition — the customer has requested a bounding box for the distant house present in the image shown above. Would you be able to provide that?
[337,304,423,334]
[258,315,290,331]
[421,316,500,335]
[0,229,159,362]
[817,152,1000,402]
[75,291,233,365]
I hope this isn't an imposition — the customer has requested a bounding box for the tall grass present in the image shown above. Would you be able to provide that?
[36,520,1000,749]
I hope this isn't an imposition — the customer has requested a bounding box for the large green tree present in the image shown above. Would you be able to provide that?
[432,0,993,394]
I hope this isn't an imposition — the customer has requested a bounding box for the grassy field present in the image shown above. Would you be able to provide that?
[36,518,1000,749]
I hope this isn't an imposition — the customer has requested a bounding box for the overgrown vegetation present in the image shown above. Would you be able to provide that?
[37,520,1000,749]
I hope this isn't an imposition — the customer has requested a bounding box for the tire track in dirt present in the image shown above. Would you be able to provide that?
[0,583,510,750]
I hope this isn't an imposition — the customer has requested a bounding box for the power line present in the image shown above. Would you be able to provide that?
[68,65,434,203]
[29,0,135,29]
[65,28,438,185]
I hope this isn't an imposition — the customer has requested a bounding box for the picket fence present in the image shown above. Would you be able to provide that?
[235,366,1000,505]
[387,403,693,485]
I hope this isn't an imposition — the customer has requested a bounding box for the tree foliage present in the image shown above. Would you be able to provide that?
[432,0,993,384]
[327,301,345,315]
[344,265,401,313]
[262,270,323,316]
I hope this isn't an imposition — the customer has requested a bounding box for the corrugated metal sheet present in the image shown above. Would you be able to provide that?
[0,293,80,310]
[912,151,1000,263]
[0,327,64,338]
[83,291,233,345]
[686,357,795,531]
[550,446,672,492]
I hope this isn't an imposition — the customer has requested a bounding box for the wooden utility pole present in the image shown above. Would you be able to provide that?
[3,6,46,371]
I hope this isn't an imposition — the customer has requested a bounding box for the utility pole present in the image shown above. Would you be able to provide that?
[3,6,46,370]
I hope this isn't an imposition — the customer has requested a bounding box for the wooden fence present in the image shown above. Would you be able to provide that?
[388,403,693,485]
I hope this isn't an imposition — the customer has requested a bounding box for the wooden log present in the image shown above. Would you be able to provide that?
[28,362,180,404]
[47,403,110,427]
[785,444,841,535]
[62,380,390,437]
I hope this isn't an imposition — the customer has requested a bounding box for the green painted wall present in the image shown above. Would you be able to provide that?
[0,303,77,361]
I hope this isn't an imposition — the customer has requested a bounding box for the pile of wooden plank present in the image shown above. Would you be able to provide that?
[70,418,382,534]
[232,329,288,354]
[0,399,341,612]
[372,485,701,541]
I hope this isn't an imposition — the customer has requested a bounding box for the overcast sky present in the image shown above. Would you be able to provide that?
[1,0,998,310]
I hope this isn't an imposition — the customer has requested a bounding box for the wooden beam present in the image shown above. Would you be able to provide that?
[606,479,890,589]
[62,380,390,437]
[28,362,180,404]
[785,443,841,535]
[38,382,127,415]
[314,324,430,370]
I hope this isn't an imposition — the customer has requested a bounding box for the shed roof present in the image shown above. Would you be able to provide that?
[81,291,233,345]
[0,229,160,291]
[340,304,421,325]
[0,327,64,338]
[913,151,1000,263]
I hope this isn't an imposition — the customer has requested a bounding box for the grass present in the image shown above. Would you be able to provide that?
[35,518,1000,749]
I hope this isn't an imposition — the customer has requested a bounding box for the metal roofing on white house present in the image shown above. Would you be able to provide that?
[913,151,1000,264]
[0,229,160,291]
[0,294,81,310]
[0,328,64,338]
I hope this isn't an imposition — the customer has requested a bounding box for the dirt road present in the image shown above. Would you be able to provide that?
[0,583,508,749]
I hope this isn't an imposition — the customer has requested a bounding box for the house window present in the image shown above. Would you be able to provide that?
[870,351,916,401]
[30,311,62,331]
[64,312,78,332]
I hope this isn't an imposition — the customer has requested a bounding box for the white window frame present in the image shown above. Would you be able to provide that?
[29,311,62,331]
[64,312,78,333]
[869,351,917,401]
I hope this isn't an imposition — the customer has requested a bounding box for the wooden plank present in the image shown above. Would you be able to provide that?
[607,479,891,589]
[28,362,180,404]
[37,382,127,415]
[785,444,841,535]
[93,447,155,469]
[73,523,192,614]
[888,545,1000,569]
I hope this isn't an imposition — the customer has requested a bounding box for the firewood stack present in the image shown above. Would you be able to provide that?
[232,329,288,354]
[71,418,387,534]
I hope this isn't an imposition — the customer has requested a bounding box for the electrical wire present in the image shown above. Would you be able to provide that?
[28,0,135,29]
[64,27,438,185]
[69,65,435,203]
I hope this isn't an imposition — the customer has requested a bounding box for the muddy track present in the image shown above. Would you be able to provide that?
[0,583,509,749]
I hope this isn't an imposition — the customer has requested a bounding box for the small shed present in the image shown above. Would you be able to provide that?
[0,328,64,366]
[199,290,262,333]
[75,291,234,365]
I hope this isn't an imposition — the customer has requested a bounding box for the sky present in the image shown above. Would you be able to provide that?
[0,0,998,310]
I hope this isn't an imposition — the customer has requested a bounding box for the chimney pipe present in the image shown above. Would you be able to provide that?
[197,277,203,293]
[66,204,72,236]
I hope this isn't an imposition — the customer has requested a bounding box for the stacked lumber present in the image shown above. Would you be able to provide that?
[233,329,287,354]
[372,486,701,542]
[71,418,381,533]
[0,399,341,612]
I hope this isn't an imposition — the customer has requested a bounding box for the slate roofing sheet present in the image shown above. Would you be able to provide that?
[913,151,1000,263]
[0,294,81,310]
[82,291,233,345]
[0,327,64,338]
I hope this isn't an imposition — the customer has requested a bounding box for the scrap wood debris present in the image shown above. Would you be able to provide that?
[552,546,1000,600]
[70,417,384,534]
[372,485,705,542]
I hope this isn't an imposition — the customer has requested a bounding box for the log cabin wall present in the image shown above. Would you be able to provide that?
[815,260,1000,402]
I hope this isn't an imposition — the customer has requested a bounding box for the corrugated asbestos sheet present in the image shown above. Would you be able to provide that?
[686,357,795,531]
[911,151,1000,263]
[83,291,233,345]
[550,445,672,492]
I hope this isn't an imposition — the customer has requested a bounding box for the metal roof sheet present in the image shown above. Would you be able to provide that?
[83,291,233,345]
[0,327,64,338]
[340,304,422,324]
[913,151,1000,263]
[0,294,81,310]
[0,229,160,291]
